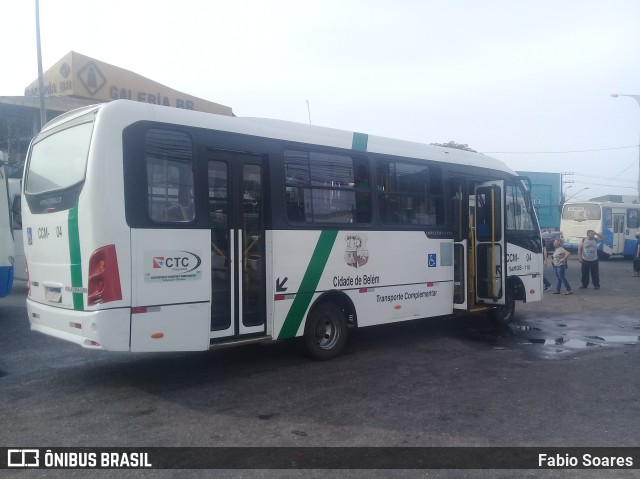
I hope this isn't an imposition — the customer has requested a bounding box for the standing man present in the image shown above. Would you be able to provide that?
[578,229,603,289]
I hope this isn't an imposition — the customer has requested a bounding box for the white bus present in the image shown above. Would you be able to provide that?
[22,100,543,359]
[561,201,640,259]
[0,155,14,297]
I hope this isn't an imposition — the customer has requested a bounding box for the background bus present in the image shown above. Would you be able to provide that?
[0,154,14,297]
[22,100,543,359]
[561,201,640,259]
[8,178,26,281]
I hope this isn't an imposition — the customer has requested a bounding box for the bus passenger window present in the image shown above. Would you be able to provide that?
[145,129,195,224]
[283,150,370,224]
[354,162,371,223]
[627,209,639,229]
[376,161,443,226]
[604,208,612,228]
[285,187,308,222]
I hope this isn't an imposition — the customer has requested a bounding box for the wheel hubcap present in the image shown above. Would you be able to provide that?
[315,317,339,349]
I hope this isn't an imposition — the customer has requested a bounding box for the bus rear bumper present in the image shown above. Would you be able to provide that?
[27,299,131,351]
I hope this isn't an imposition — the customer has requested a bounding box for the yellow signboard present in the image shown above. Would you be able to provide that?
[24,51,233,116]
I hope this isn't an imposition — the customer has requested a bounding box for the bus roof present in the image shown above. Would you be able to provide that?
[40,100,516,175]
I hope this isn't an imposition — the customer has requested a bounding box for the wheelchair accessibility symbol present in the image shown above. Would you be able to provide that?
[428,254,437,267]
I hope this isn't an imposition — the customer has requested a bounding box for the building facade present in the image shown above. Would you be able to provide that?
[517,171,562,230]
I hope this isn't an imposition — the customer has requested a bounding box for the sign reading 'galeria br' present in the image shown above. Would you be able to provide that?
[24,51,233,116]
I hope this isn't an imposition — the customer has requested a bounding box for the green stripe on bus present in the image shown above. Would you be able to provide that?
[352,132,368,152]
[277,229,339,340]
[68,206,84,311]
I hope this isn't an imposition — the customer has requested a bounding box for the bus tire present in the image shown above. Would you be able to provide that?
[490,288,515,326]
[304,303,348,360]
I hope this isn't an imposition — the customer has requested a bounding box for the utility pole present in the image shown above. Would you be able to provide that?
[560,172,574,206]
[35,0,47,129]
[611,94,640,203]
[305,99,312,125]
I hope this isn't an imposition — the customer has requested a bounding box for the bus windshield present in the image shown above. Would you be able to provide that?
[562,203,601,221]
[25,122,94,195]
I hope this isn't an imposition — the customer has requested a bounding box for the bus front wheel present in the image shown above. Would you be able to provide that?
[490,288,515,326]
[304,303,348,360]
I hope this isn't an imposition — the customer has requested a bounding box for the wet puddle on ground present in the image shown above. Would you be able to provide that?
[454,314,639,359]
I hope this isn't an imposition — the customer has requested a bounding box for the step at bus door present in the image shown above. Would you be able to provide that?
[208,150,266,339]
[474,181,506,305]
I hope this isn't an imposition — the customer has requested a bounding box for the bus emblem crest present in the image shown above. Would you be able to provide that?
[344,234,368,268]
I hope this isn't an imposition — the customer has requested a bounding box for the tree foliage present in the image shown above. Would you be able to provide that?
[430,141,477,153]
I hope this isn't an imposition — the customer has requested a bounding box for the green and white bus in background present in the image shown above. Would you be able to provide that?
[22,100,543,359]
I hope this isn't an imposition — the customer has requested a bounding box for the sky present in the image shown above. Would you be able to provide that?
[2,0,640,201]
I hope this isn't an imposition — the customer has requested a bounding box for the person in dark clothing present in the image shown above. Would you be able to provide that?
[633,232,640,277]
[542,243,551,290]
[578,230,602,289]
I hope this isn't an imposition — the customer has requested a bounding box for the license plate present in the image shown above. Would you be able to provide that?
[46,288,62,303]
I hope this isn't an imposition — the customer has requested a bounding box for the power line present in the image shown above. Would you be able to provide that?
[576,181,637,190]
[576,173,636,183]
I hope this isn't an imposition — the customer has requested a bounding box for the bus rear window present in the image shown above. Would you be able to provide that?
[26,122,93,195]
[562,203,601,221]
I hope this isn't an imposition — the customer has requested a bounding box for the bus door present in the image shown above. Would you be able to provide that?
[208,150,266,339]
[0,158,14,298]
[612,213,625,254]
[474,181,506,305]
[449,179,468,310]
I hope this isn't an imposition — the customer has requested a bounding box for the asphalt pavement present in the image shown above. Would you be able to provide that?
[0,256,638,479]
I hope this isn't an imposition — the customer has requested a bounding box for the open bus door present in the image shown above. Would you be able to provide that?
[474,181,506,306]
[451,181,468,311]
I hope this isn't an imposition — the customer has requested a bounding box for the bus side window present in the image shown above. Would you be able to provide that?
[145,129,195,224]
[604,208,612,229]
[353,161,371,223]
[376,160,443,226]
[163,203,188,221]
[285,187,307,222]
[283,150,370,224]
[628,209,640,229]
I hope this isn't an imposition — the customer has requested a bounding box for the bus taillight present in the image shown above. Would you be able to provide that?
[88,245,122,306]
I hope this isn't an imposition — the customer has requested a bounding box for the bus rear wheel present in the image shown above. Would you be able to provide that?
[304,303,348,360]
